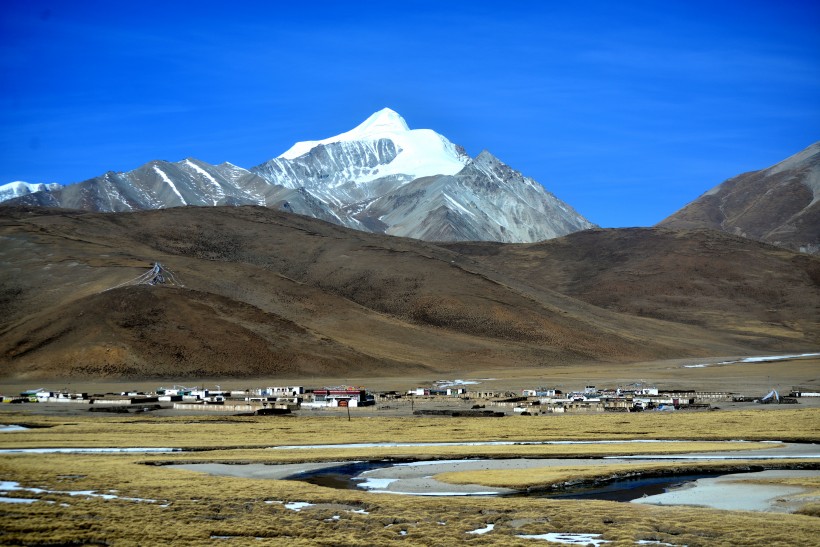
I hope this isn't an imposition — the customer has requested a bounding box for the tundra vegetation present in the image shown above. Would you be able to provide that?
[1,409,818,545]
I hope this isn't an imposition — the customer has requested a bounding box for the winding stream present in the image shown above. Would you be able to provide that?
[170,440,820,510]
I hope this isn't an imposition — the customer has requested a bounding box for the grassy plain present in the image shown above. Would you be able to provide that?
[1,408,818,545]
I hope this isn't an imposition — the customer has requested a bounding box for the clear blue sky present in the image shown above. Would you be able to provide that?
[2,1,818,227]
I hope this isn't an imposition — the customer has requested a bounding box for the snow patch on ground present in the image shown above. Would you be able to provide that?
[283,501,313,511]
[683,353,819,368]
[467,523,494,535]
[518,532,609,544]
[356,478,398,491]
[434,379,481,387]
[0,496,38,504]
[0,481,159,503]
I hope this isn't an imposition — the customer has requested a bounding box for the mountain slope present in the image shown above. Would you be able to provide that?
[441,228,820,343]
[659,142,820,254]
[0,205,784,380]
[357,151,594,242]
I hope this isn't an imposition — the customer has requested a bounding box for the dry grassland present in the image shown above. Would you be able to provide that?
[1,408,818,545]
[435,460,819,490]
[2,407,819,448]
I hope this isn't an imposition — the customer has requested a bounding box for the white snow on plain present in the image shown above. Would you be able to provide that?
[0,425,28,432]
[518,532,610,545]
[434,379,482,387]
[153,165,187,205]
[0,496,38,504]
[356,478,398,491]
[467,523,495,535]
[683,353,819,368]
[278,108,468,181]
[267,500,368,515]
[284,501,313,511]
[0,481,158,503]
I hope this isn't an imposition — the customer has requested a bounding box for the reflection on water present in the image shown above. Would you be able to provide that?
[528,473,723,502]
[288,460,406,490]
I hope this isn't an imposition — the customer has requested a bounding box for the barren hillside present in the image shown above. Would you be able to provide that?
[442,228,820,344]
[1,206,816,379]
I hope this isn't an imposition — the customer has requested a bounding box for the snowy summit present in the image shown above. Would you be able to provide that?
[278,108,469,182]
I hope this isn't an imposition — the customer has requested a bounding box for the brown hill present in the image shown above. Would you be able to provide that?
[1,206,816,380]
[659,142,820,254]
[441,228,820,344]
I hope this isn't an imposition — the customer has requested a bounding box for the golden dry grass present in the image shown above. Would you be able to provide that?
[435,460,817,489]
[1,407,818,450]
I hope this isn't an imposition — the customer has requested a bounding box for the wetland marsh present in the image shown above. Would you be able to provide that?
[1,404,818,546]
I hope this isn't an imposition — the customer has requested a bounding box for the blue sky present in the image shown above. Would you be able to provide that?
[1,1,818,227]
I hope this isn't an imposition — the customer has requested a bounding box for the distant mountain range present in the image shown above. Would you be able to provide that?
[0,181,63,203]
[0,108,595,243]
[660,142,819,255]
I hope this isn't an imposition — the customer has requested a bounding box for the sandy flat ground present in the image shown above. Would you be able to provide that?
[2,354,818,397]
[632,470,818,512]
[170,461,351,481]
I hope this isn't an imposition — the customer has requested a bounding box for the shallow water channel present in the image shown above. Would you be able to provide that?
[286,460,726,502]
[169,441,819,509]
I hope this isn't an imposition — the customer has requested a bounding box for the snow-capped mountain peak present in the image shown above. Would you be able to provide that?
[280,108,410,160]
[348,107,410,137]
[275,108,468,182]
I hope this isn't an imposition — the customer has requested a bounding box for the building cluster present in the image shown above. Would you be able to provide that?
[404,384,719,414]
[1,382,810,414]
[2,385,371,414]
